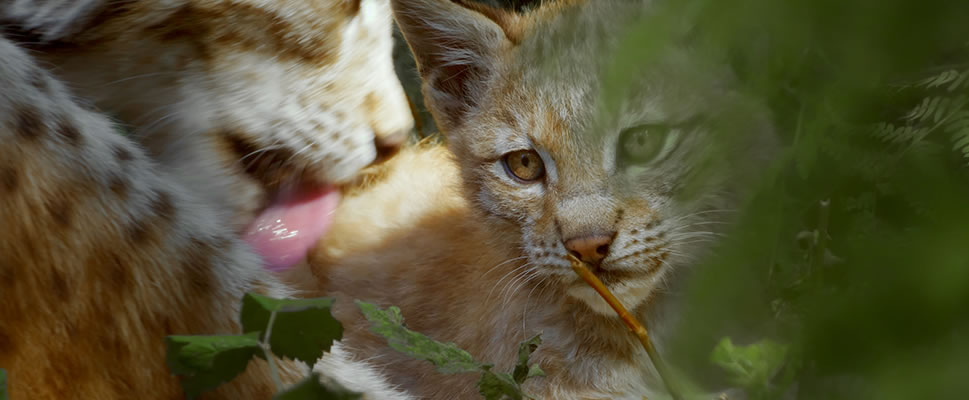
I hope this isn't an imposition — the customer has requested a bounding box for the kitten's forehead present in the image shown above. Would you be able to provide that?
[491,14,713,149]
[473,0,736,198]
[506,0,724,128]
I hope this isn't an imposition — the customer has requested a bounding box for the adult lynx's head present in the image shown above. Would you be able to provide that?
[9,0,413,224]
[394,0,774,314]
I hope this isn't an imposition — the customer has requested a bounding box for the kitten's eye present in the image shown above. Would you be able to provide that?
[618,124,678,164]
[502,150,545,182]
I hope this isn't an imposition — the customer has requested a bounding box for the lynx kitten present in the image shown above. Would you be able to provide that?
[308,0,775,399]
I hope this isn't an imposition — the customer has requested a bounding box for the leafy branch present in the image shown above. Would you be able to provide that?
[165,293,357,399]
[356,300,545,400]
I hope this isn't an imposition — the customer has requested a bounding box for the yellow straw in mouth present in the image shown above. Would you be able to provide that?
[568,254,684,400]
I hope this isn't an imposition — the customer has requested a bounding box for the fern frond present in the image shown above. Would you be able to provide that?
[947,70,969,92]
[903,96,967,124]
[903,96,939,122]
[945,110,969,164]
[915,68,969,92]
[918,69,961,89]
[872,122,924,145]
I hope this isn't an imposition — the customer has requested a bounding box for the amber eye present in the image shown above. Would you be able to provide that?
[502,150,545,182]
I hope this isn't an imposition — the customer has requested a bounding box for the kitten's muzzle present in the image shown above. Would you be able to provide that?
[564,233,615,267]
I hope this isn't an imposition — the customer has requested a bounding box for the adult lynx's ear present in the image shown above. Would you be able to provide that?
[391,0,521,131]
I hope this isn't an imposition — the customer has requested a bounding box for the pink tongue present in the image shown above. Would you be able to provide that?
[243,186,340,273]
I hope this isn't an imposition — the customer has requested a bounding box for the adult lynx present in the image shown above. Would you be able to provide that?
[308,0,775,398]
[1,0,413,398]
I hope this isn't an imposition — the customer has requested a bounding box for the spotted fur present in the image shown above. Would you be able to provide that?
[0,0,414,398]
[3,0,415,228]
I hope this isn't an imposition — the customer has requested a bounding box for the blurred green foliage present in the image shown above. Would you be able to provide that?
[710,338,790,398]
[628,1,969,399]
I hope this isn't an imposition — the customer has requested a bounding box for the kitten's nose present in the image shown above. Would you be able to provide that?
[564,234,614,266]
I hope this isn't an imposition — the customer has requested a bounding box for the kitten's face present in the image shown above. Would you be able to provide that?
[398,0,773,314]
[467,66,768,313]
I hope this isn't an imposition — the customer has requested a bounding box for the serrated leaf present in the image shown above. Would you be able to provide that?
[355,300,481,374]
[1,368,7,400]
[478,368,523,400]
[710,337,788,391]
[274,372,362,400]
[165,332,262,399]
[512,334,544,384]
[240,293,343,365]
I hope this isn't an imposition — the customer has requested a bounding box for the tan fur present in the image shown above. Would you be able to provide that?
[305,0,776,398]
[0,0,415,398]
[310,145,663,399]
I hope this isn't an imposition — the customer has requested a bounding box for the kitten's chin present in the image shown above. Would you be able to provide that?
[567,282,657,316]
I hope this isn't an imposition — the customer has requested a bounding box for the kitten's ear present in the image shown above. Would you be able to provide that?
[392,0,521,130]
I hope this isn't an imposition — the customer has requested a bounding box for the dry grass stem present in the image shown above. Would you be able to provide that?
[568,254,684,400]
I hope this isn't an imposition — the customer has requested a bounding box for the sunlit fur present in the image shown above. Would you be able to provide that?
[4,0,414,228]
[308,0,775,398]
[0,0,415,398]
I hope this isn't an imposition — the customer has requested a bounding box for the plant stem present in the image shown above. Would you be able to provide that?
[262,310,283,391]
[812,199,831,281]
[568,255,685,400]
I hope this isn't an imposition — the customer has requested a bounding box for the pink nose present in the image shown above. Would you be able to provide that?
[564,234,614,265]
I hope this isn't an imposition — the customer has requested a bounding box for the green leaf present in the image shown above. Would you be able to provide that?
[274,373,362,400]
[240,293,343,365]
[526,365,545,380]
[1,368,8,400]
[512,334,544,384]
[478,367,523,400]
[355,300,481,374]
[710,337,788,392]
[165,332,262,399]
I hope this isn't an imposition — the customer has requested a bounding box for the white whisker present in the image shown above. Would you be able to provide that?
[671,221,730,231]
[521,274,550,339]
[667,209,738,224]
[667,231,724,240]
[240,144,288,162]
[500,267,539,307]
[484,263,532,308]
[480,256,528,279]
[101,71,184,86]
